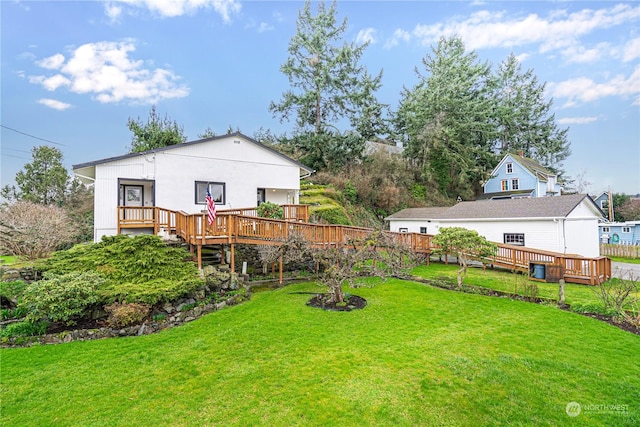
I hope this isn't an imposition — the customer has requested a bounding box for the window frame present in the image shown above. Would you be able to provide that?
[399,228,408,233]
[195,181,225,205]
[601,226,610,233]
[504,233,525,246]
[506,162,513,174]
[623,227,631,233]
[511,178,519,190]
[419,227,427,234]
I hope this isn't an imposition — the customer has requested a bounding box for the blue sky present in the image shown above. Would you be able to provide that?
[2,0,639,196]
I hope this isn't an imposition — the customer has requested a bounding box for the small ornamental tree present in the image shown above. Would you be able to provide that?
[432,227,497,288]
[0,201,76,260]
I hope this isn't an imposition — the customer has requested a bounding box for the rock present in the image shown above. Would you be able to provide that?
[137,324,146,336]
[184,316,195,322]
[162,303,175,314]
[2,270,21,281]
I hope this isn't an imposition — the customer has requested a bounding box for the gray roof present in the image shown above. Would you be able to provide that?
[72,131,314,174]
[385,207,451,220]
[386,194,604,221]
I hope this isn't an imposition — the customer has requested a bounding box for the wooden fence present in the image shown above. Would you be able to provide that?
[600,243,640,259]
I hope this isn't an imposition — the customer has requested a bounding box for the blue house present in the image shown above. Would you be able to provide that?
[599,221,640,245]
[480,153,562,199]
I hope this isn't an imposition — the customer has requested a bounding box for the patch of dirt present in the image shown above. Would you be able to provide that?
[306,294,367,311]
[46,318,107,334]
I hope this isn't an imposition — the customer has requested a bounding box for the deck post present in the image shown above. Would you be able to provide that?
[230,243,235,273]
[279,256,283,284]
[197,245,202,270]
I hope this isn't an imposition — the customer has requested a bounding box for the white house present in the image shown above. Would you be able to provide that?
[73,132,314,242]
[480,153,562,199]
[386,194,605,257]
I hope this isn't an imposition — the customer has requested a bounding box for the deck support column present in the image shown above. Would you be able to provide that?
[279,256,283,284]
[197,245,202,270]
[230,243,235,273]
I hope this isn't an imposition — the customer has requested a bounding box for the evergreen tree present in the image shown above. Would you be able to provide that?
[128,105,186,153]
[493,54,570,173]
[269,0,389,170]
[395,36,498,199]
[1,146,69,205]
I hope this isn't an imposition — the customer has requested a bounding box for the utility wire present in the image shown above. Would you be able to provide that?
[1,124,65,146]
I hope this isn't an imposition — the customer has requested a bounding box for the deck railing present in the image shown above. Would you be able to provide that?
[117,205,611,285]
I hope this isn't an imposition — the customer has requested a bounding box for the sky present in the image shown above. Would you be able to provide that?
[1,0,639,197]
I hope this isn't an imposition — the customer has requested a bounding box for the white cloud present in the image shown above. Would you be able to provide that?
[557,116,598,125]
[36,53,65,70]
[257,22,274,33]
[515,53,530,63]
[104,3,123,22]
[106,0,241,23]
[38,98,72,111]
[550,65,640,107]
[384,29,411,50]
[29,41,189,104]
[356,28,377,45]
[622,37,640,62]
[562,42,610,64]
[407,3,639,61]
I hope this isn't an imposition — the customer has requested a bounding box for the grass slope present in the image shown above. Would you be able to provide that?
[2,280,639,426]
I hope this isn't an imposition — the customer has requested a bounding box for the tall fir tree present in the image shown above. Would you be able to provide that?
[395,36,498,199]
[492,54,570,174]
[269,0,389,170]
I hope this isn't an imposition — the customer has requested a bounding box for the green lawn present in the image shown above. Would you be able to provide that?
[2,278,638,426]
[412,263,638,306]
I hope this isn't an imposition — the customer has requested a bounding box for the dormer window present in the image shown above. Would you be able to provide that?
[506,162,513,174]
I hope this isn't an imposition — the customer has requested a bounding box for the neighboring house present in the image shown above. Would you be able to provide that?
[385,194,604,257]
[599,221,640,245]
[73,132,314,242]
[480,153,562,199]
[592,192,609,212]
[363,140,403,156]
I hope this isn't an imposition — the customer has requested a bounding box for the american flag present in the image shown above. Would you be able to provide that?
[206,189,217,225]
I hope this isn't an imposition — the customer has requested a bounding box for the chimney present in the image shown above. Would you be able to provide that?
[517,150,524,157]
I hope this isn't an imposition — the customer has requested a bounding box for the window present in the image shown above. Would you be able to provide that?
[420,227,427,234]
[506,162,513,173]
[504,233,525,246]
[257,188,265,206]
[602,226,610,233]
[501,180,509,191]
[399,228,408,233]
[511,179,519,190]
[623,227,631,233]
[195,181,225,205]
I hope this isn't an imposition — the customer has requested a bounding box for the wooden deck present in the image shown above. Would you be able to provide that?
[117,205,612,285]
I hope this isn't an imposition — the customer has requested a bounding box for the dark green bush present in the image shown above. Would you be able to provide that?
[100,277,203,305]
[37,235,203,305]
[20,271,104,323]
[0,280,27,302]
[313,207,351,225]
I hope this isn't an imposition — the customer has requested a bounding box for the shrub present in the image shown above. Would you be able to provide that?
[257,202,284,219]
[0,201,76,260]
[38,235,203,303]
[19,271,104,324]
[312,207,351,225]
[0,280,28,303]
[100,277,204,305]
[104,302,150,328]
[0,320,48,338]
[570,302,619,317]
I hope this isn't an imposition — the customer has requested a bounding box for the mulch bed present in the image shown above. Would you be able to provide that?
[306,294,367,311]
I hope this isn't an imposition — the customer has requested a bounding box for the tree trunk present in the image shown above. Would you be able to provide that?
[457,255,468,288]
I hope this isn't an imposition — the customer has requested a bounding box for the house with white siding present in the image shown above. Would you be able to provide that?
[480,153,562,199]
[73,132,314,242]
[386,194,604,257]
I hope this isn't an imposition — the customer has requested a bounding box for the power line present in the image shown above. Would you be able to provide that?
[0,124,65,146]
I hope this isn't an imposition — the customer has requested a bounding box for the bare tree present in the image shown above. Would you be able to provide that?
[0,201,76,260]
